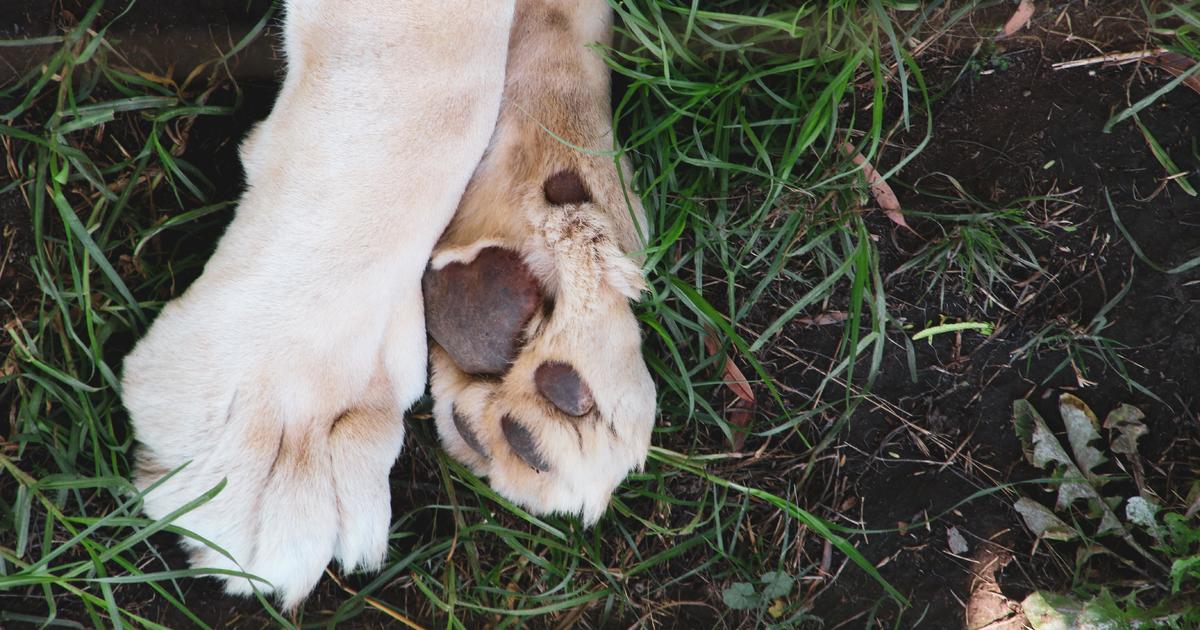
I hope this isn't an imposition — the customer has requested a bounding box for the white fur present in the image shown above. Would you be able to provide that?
[123,0,515,609]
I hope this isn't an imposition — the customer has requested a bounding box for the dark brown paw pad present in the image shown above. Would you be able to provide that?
[534,361,594,417]
[452,406,489,458]
[543,169,590,206]
[423,247,542,375]
[502,415,550,472]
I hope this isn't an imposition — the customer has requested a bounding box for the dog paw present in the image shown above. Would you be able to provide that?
[126,333,409,609]
[421,0,657,524]
[425,204,655,525]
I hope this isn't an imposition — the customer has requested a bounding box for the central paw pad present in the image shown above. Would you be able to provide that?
[423,247,542,375]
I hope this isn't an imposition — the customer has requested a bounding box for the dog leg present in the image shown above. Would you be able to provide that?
[124,0,515,607]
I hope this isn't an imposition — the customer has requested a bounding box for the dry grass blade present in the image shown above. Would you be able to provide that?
[1144,51,1200,95]
[796,311,849,327]
[1051,48,1168,70]
[324,568,427,630]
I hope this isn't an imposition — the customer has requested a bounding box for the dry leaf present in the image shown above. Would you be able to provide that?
[1021,591,1079,628]
[1013,498,1076,541]
[1012,399,1097,511]
[843,142,910,230]
[1013,397,1126,537]
[1144,51,1200,96]
[1104,403,1148,493]
[703,330,757,449]
[1058,394,1108,486]
[796,311,848,327]
[999,0,1036,38]
[1102,404,1147,456]
[704,334,755,404]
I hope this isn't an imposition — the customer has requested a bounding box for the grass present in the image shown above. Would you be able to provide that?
[887,173,1047,311]
[2,0,1199,627]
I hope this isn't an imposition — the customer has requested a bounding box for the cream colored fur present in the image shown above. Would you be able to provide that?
[123,0,655,610]
[429,0,656,525]
[123,0,515,609]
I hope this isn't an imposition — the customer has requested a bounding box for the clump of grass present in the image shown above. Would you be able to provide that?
[888,173,1047,311]
[610,0,934,420]
[1011,272,1162,403]
[1,0,948,626]
[1104,1,1200,195]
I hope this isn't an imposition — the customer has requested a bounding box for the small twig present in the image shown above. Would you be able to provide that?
[324,568,426,630]
[1052,48,1168,70]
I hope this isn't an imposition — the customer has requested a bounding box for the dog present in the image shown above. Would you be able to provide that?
[122,0,655,609]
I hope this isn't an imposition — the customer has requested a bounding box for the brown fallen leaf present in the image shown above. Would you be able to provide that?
[999,0,1036,39]
[843,142,910,231]
[795,311,848,327]
[703,329,756,449]
[703,331,755,405]
[1145,51,1200,96]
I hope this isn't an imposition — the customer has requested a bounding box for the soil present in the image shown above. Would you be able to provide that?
[789,3,1200,626]
[2,1,1198,628]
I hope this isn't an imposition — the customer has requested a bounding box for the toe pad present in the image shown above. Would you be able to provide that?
[534,361,594,417]
[502,415,550,472]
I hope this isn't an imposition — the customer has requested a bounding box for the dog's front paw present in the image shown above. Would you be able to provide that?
[125,312,411,609]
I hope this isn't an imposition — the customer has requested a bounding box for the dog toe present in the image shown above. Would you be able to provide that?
[534,361,594,417]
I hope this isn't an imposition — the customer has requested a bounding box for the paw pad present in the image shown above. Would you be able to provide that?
[543,169,590,205]
[534,361,594,417]
[501,415,550,471]
[452,406,489,457]
[423,247,542,375]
